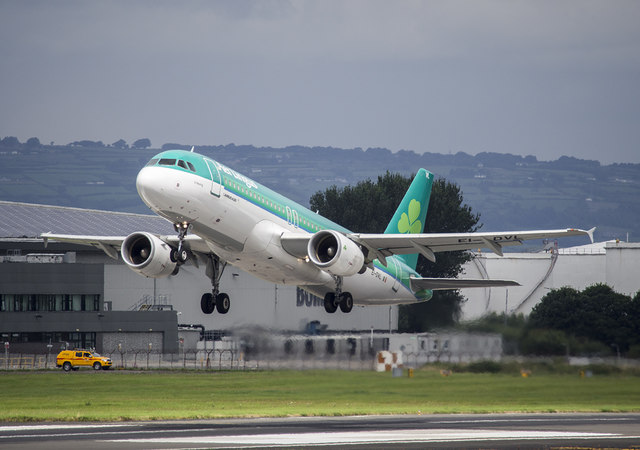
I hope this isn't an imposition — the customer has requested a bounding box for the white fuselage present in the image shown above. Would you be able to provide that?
[136,163,419,305]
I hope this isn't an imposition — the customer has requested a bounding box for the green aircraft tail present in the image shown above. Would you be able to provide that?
[384,168,434,270]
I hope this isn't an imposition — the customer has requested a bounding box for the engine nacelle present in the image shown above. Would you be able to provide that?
[121,232,177,278]
[307,230,365,277]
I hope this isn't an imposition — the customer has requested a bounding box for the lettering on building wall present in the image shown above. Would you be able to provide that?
[296,287,323,307]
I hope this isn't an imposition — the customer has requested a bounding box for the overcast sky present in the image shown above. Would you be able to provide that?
[1,1,639,164]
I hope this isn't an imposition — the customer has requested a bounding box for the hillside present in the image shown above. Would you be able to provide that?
[0,139,638,245]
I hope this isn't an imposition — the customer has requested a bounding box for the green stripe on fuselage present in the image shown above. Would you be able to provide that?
[148,150,427,300]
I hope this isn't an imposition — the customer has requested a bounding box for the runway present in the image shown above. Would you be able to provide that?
[1,413,639,449]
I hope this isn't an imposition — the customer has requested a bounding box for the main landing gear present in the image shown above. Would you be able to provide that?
[200,254,230,315]
[323,276,353,314]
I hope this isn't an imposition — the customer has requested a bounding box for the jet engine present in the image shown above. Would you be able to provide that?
[307,230,365,277]
[121,232,177,278]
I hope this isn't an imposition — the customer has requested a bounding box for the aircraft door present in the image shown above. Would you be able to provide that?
[204,159,222,197]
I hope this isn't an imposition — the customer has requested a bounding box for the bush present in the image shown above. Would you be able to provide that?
[466,360,502,373]
[586,364,622,376]
[449,360,503,374]
[628,344,640,359]
[519,329,568,356]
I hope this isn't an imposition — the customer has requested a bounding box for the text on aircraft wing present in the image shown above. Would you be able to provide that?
[410,277,520,291]
[349,228,594,263]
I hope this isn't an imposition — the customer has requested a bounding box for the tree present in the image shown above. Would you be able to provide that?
[0,136,21,148]
[112,139,128,149]
[309,172,480,331]
[529,284,638,354]
[400,179,480,331]
[132,138,151,149]
[25,137,41,148]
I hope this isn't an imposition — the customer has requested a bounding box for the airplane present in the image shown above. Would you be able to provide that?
[42,148,594,315]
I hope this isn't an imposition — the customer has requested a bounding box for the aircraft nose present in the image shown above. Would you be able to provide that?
[136,167,164,208]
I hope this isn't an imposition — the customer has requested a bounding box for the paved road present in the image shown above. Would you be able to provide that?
[1,413,639,449]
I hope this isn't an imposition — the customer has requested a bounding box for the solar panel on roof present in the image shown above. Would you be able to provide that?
[0,201,174,238]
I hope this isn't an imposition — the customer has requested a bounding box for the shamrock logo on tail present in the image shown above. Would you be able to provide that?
[398,199,422,234]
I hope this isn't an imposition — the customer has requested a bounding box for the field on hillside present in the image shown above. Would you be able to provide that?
[1,369,639,422]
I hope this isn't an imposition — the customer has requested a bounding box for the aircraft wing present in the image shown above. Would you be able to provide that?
[410,277,520,291]
[281,227,594,265]
[41,232,211,260]
[41,233,127,259]
[348,227,595,264]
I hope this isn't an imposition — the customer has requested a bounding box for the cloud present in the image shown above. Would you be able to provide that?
[1,1,639,163]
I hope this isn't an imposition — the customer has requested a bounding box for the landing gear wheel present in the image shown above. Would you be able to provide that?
[170,248,188,264]
[324,292,338,313]
[216,293,230,314]
[200,293,215,314]
[339,292,353,313]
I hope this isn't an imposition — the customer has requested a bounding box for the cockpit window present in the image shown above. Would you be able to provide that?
[177,160,187,169]
[145,158,159,167]
[187,162,196,172]
[158,158,176,166]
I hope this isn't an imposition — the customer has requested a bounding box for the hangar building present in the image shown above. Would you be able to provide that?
[460,239,640,320]
[0,201,397,354]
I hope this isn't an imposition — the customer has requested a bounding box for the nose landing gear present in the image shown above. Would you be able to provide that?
[170,222,191,264]
[168,222,230,316]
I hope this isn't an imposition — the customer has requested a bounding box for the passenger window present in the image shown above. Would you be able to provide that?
[187,162,196,172]
[145,158,159,167]
[177,160,187,169]
[158,158,176,166]
[75,352,82,357]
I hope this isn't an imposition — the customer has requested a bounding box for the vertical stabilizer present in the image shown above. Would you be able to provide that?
[384,168,434,270]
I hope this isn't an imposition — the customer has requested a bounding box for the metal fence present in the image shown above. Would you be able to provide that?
[0,350,375,371]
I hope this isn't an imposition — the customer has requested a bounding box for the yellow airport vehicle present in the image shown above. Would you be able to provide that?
[56,349,112,371]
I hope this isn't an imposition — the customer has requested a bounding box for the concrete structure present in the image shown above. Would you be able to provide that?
[460,240,640,320]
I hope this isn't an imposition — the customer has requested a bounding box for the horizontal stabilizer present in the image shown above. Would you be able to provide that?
[410,277,520,291]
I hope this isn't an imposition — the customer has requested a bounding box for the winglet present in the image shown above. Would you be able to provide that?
[190,146,195,153]
[587,227,596,243]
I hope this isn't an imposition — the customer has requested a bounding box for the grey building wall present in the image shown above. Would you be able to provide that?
[0,311,179,353]
[0,262,103,295]
[102,331,165,354]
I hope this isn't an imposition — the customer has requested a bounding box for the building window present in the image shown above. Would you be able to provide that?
[2,332,97,350]
[47,295,56,312]
[63,295,72,311]
[0,294,100,312]
[14,295,24,312]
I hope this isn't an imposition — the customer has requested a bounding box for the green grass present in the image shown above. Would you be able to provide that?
[1,369,639,422]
